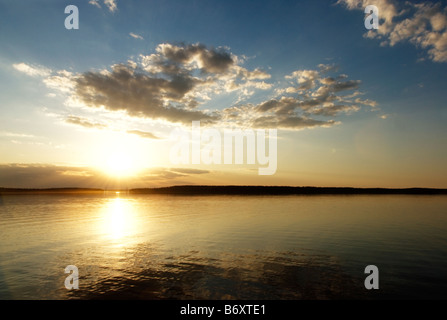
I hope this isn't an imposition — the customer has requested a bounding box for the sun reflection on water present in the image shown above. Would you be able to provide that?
[99,196,140,245]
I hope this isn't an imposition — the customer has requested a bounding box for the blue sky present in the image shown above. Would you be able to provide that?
[0,0,446,188]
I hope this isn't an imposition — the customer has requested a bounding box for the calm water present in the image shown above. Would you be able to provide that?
[1,194,447,300]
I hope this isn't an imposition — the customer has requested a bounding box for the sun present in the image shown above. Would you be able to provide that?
[106,153,134,177]
[89,131,161,178]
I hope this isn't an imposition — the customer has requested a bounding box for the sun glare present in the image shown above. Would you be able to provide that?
[89,131,162,178]
[99,197,139,242]
[106,153,134,177]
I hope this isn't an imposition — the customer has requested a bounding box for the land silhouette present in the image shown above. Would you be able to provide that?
[1,186,447,195]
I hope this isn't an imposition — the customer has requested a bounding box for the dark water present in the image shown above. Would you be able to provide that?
[1,194,447,299]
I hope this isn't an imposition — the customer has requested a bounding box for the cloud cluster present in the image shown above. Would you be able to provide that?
[69,43,272,125]
[338,0,447,62]
[221,64,373,129]
[14,43,375,131]
[74,63,217,124]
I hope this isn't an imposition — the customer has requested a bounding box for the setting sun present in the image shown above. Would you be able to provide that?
[106,153,134,177]
[87,131,160,179]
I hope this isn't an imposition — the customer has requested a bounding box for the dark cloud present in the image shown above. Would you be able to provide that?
[310,104,359,116]
[156,43,234,74]
[252,115,336,129]
[74,64,216,124]
[35,43,375,131]
[141,167,210,180]
[69,43,276,125]
[331,80,361,92]
[169,168,210,175]
[0,164,98,188]
[0,164,210,188]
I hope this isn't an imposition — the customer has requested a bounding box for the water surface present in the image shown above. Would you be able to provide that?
[1,194,446,299]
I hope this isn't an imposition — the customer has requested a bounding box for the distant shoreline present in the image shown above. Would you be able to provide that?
[1,186,447,195]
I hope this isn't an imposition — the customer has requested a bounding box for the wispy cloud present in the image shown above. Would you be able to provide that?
[65,115,107,129]
[89,0,117,12]
[104,0,117,12]
[0,131,36,139]
[13,62,51,77]
[127,129,160,139]
[142,167,210,180]
[88,0,101,9]
[338,0,447,62]
[129,32,144,40]
[43,70,76,93]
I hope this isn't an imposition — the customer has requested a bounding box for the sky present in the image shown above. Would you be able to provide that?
[0,0,447,189]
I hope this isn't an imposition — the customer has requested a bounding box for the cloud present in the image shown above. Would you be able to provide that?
[104,0,117,12]
[89,0,117,12]
[169,168,209,175]
[88,0,101,9]
[0,131,36,139]
[0,164,210,188]
[286,70,320,91]
[142,43,236,74]
[68,43,274,124]
[13,63,51,77]
[251,115,337,129]
[222,64,374,129]
[129,32,144,40]
[43,70,76,93]
[65,115,107,129]
[0,164,98,188]
[338,0,447,62]
[74,63,217,124]
[127,129,160,139]
[139,167,210,180]
[29,42,374,131]
[318,63,339,73]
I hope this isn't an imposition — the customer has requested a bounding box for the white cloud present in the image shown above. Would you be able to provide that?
[89,0,117,12]
[338,0,447,62]
[43,70,76,93]
[104,0,117,12]
[129,32,144,40]
[13,63,51,77]
[88,0,101,9]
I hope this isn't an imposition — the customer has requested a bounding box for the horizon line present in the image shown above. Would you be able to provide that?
[1,185,447,195]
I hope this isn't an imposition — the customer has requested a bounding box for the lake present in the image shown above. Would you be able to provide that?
[1,193,447,299]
